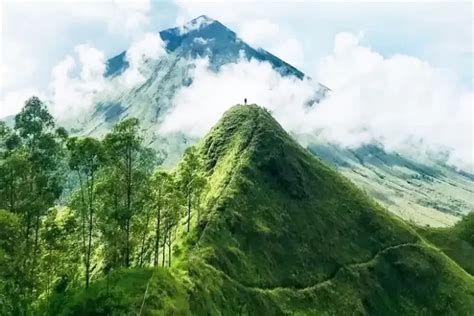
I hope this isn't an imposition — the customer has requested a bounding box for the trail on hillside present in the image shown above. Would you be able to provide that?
[203,242,420,292]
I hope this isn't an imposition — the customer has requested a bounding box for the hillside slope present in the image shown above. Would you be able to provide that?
[51,105,474,315]
[416,213,474,275]
[310,144,474,227]
[185,105,474,314]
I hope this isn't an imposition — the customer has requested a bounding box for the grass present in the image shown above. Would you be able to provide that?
[416,212,474,275]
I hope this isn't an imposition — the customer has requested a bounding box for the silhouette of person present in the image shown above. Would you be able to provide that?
[244,98,247,105]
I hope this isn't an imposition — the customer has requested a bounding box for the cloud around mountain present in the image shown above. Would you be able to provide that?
[160,32,473,172]
[5,15,472,172]
[48,32,166,119]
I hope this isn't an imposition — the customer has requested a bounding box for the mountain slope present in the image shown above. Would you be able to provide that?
[416,212,474,275]
[76,15,327,135]
[184,105,473,314]
[309,144,474,227]
[193,105,418,288]
[73,15,328,145]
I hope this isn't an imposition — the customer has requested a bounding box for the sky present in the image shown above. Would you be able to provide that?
[0,0,473,170]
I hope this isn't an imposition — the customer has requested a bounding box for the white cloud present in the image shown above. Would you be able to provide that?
[1,0,156,118]
[161,33,473,172]
[313,32,473,171]
[49,45,106,119]
[238,19,304,67]
[159,57,316,137]
[0,88,46,118]
[105,0,152,34]
[120,33,166,87]
[47,32,166,119]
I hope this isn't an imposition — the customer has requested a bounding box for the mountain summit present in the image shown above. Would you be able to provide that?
[105,15,313,80]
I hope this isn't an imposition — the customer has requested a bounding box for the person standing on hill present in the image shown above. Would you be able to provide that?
[244,98,247,105]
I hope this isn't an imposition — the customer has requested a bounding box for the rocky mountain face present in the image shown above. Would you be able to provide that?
[73,15,472,227]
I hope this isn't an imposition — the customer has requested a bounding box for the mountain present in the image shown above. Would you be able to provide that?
[74,15,328,136]
[105,15,309,80]
[68,15,472,227]
[51,105,474,315]
[309,143,474,227]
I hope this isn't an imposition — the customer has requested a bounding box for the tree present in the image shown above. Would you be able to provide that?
[177,146,206,233]
[149,169,176,266]
[160,180,182,268]
[2,97,67,300]
[102,118,155,268]
[38,207,81,302]
[67,137,104,288]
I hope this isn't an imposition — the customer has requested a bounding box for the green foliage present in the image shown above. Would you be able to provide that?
[0,209,26,315]
[67,136,105,289]
[177,146,207,233]
[417,212,474,275]
[37,207,82,303]
[0,97,68,311]
[43,268,190,316]
[101,118,157,268]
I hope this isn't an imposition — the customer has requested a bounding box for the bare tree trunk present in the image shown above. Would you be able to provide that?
[186,192,191,233]
[168,230,172,268]
[125,219,130,267]
[125,144,132,268]
[197,195,201,225]
[77,171,87,258]
[138,212,150,267]
[85,171,94,289]
[153,199,161,266]
[162,229,167,267]
[32,214,40,271]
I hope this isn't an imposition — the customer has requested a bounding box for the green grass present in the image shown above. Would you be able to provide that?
[416,213,474,275]
[50,105,474,315]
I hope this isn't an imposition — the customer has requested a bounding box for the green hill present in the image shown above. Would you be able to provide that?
[416,213,474,275]
[51,105,474,315]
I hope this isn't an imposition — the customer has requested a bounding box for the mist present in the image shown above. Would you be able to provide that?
[160,32,473,172]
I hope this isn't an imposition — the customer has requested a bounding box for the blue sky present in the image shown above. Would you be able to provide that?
[0,0,472,118]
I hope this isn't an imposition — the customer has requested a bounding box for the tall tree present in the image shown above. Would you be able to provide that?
[177,146,206,233]
[67,137,104,288]
[160,179,182,268]
[38,206,81,302]
[150,170,180,266]
[102,118,155,268]
[9,97,67,291]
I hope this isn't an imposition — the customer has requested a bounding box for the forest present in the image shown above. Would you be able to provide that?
[0,97,206,314]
